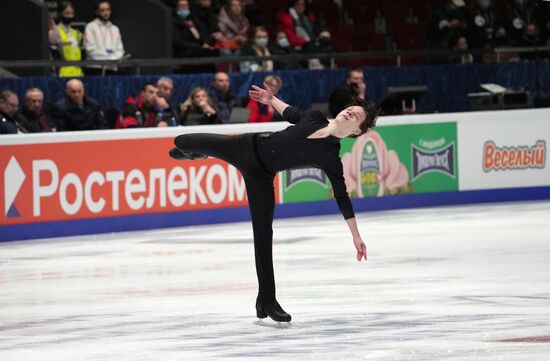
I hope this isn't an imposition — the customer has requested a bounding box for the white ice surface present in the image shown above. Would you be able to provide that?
[1,201,549,360]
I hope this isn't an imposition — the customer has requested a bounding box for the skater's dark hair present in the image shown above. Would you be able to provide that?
[348,97,380,138]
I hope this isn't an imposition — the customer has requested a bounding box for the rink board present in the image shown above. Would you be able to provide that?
[1,109,549,242]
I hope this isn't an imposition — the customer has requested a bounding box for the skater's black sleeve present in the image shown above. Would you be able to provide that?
[324,155,355,220]
[282,106,304,124]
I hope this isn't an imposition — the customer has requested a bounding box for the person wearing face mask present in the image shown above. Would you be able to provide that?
[303,29,334,70]
[505,0,535,45]
[239,26,274,72]
[50,1,84,77]
[172,0,220,73]
[466,0,500,51]
[270,31,302,70]
[84,0,125,75]
[426,0,468,64]
[276,0,317,49]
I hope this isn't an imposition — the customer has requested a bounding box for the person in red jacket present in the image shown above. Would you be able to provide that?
[276,0,316,49]
[116,83,167,128]
[247,75,284,123]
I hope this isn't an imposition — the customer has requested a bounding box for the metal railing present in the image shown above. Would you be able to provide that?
[0,46,549,76]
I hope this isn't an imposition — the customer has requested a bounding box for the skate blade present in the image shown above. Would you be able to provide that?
[253,319,292,329]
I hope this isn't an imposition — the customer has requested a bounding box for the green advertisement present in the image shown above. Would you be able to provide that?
[281,122,458,203]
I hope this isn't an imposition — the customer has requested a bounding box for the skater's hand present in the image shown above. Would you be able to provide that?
[353,235,367,261]
[248,82,273,105]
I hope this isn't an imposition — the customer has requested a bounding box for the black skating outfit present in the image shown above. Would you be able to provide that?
[172,106,355,320]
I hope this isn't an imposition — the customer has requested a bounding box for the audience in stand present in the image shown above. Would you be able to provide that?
[180,87,221,125]
[505,0,535,45]
[193,0,238,55]
[172,0,220,73]
[303,29,334,69]
[276,0,317,49]
[18,88,55,133]
[240,26,274,72]
[270,31,303,70]
[0,91,26,134]
[208,72,241,123]
[247,75,284,123]
[51,79,106,131]
[466,0,500,51]
[49,1,84,77]
[426,0,467,64]
[218,0,250,50]
[156,77,180,126]
[84,0,125,75]
[116,83,164,128]
[449,34,474,64]
[328,68,366,117]
[518,22,544,60]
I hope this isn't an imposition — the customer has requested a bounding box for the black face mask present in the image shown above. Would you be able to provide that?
[319,37,331,46]
[494,37,507,46]
[60,16,74,25]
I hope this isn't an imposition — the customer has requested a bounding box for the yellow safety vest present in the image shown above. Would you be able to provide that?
[57,24,84,77]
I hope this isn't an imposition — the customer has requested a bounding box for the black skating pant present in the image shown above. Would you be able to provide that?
[174,133,277,304]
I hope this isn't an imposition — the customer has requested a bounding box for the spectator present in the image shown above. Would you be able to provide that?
[466,0,499,50]
[449,34,474,64]
[172,0,219,73]
[18,88,55,133]
[426,0,467,64]
[247,75,284,123]
[84,0,125,75]
[505,0,535,45]
[49,1,84,77]
[208,72,240,123]
[0,91,26,134]
[490,25,521,63]
[117,83,165,128]
[51,79,106,131]
[240,26,274,72]
[156,77,180,126]
[193,0,237,54]
[218,0,250,48]
[328,68,366,117]
[518,23,544,60]
[303,29,334,69]
[271,30,303,70]
[180,87,221,126]
[276,0,316,49]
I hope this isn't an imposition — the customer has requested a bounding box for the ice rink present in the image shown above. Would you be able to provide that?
[1,201,549,360]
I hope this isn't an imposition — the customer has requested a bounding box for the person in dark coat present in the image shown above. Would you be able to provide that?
[0,90,27,134]
[208,71,240,123]
[328,68,366,117]
[169,82,379,323]
[51,79,106,131]
[179,87,221,125]
[270,30,303,70]
[426,0,467,63]
[18,88,55,133]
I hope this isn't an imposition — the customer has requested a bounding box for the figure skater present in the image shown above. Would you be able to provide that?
[170,82,379,323]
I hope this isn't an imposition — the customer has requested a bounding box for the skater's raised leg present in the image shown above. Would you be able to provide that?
[171,133,246,167]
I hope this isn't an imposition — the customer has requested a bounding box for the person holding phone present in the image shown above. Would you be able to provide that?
[328,68,366,118]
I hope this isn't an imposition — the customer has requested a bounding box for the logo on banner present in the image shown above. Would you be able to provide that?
[483,140,546,172]
[4,156,26,218]
[285,167,327,189]
[412,142,455,180]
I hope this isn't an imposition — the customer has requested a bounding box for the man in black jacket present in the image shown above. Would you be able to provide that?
[0,90,27,134]
[51,79,106,131]
[328,68,366,117]
[18,88,55,133]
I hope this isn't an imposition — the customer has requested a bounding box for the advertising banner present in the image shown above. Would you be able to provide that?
[458,112,550,190]
[1,137,280,227]
[281,122,458,203]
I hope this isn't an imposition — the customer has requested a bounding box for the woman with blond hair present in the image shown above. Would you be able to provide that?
[180,87,221,126]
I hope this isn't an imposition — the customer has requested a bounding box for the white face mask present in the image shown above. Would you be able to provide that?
[254,37,268,48]
[277,38,290,48]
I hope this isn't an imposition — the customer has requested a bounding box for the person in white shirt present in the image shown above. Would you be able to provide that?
[84,0,125,75]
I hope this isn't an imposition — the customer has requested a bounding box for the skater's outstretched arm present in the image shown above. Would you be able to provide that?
[248,82,289,115]
[346,217,367,261]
